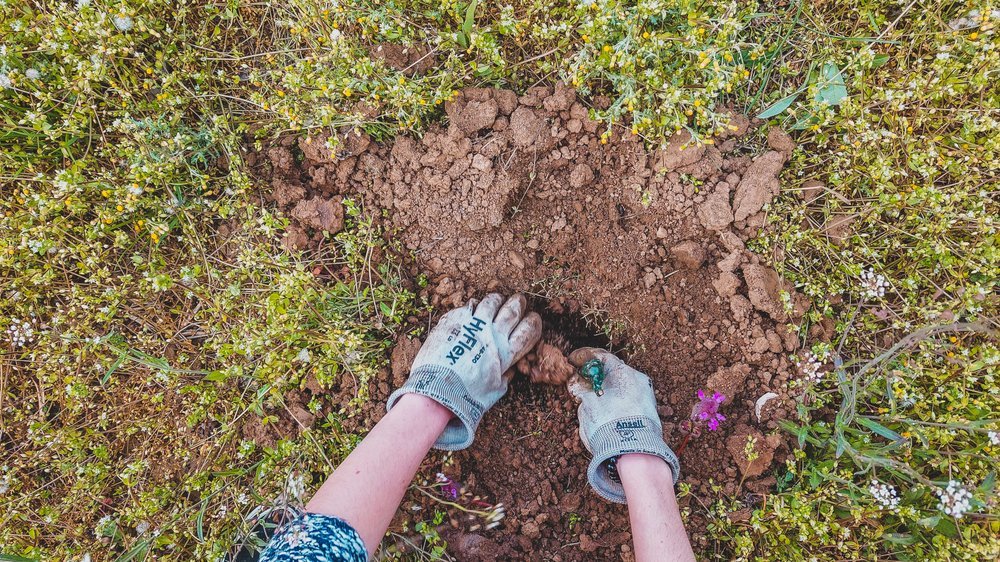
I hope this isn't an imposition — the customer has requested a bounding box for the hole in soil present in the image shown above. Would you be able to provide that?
[527,296,615,354]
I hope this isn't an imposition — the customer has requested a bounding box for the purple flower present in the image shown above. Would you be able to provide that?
[693,389,726,431]
[436,472,459,500]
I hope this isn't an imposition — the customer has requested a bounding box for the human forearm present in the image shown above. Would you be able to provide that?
[618,453,696,562]
[305,393,453,552]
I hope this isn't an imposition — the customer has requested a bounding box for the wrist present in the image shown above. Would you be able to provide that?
[386,365,484,451]
[392,393,454,429]
[617,453,675,487]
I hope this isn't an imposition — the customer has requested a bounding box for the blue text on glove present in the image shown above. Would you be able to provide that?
[446,317,487,365]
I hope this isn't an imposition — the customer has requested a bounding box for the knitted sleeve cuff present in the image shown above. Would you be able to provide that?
[585,416,681,504]
[386,365,484,451]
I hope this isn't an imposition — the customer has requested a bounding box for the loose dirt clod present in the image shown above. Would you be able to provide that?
[260,82,806,559]
[726,425,781,478]
[521,341,575,385]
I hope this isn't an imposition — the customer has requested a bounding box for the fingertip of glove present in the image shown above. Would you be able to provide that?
[568,346,608,367]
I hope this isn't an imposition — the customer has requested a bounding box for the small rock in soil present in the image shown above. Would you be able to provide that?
[569,163,595,188]
[449,533,500,562]
[653,130,706,172]
[510,106,548,148]
[712,272,742,298]
[448,97,499,135]
[706,363,752,402]
[742,264,788,322]
[697,188,735,231]
[766,127,796,159]
[671,240,706,269]
[726,425,779,479]
[290,196,344,233]
[732,151,784,222]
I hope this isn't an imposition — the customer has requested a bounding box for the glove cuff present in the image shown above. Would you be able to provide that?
[586,416,681,504]
[386,365,484,451]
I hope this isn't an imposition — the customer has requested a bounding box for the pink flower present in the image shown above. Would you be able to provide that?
[693,389,726,431]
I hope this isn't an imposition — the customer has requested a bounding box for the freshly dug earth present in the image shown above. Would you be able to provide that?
[255,83,822,559]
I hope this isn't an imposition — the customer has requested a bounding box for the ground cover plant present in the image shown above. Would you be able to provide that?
[1,0,997,561]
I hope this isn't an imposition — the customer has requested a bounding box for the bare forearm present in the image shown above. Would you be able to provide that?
[618,454,696,562]
[306,393,452,552]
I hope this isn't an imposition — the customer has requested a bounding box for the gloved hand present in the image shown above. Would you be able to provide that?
[568,348,680,503]
[387,293,541,450]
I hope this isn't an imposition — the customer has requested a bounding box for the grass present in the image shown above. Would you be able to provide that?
[1,0,997,560]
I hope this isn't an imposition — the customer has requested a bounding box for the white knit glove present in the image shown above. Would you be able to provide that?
[387,294,541,450]
[568,348,680,503]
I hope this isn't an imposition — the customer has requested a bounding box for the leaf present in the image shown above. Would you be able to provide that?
[871,54,890,68]
[195,499,208,542]
[834,432,848,458]
[0,555,39,562]
[461,0,479,36]
[756,92,799,119]
[882,532,917,545]
[203,370,227,382]
[857,417,904,443]
[917,514,941,529]
[101,351,127,385]
[815,62,848,106]
[935,516,958,537]
[114,541,150,562]
[979,471,996,494]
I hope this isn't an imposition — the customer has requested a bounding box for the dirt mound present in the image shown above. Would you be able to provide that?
[257,83,814,558]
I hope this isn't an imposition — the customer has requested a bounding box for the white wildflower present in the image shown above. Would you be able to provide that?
[6,318,34,347]
[329,29,342,44]
[936,480,973,518]
[0,74,12,89]
[989,431,1000,446]
[868,479,900,510]
[135,520,150,535]
[286,472,305,501]
[94,514,112,537]
[796,350,823,383]
[113,15,134,31]
[25,68,40,80]
[0,474,10,495]
[127,184,143,195]
[81,554,92,562]
[859,268,888,299]
[295,348,311,363]
[76,0,92,9]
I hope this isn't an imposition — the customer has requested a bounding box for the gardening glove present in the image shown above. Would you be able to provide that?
[568,348,680,504]
[387,293,542,450]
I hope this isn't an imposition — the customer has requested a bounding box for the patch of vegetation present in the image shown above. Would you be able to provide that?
[1,0,996,560]
[706,1,999,559]
[1,1,413,560]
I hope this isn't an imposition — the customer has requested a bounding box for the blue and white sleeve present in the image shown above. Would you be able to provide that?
[259,512,367,562]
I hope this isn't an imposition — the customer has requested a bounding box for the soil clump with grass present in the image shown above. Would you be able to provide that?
[256,83,820,558]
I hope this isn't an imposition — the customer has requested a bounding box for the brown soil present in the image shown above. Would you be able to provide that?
[252,83,820,559]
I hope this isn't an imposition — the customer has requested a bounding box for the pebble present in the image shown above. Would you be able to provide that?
[508,250,526,269]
